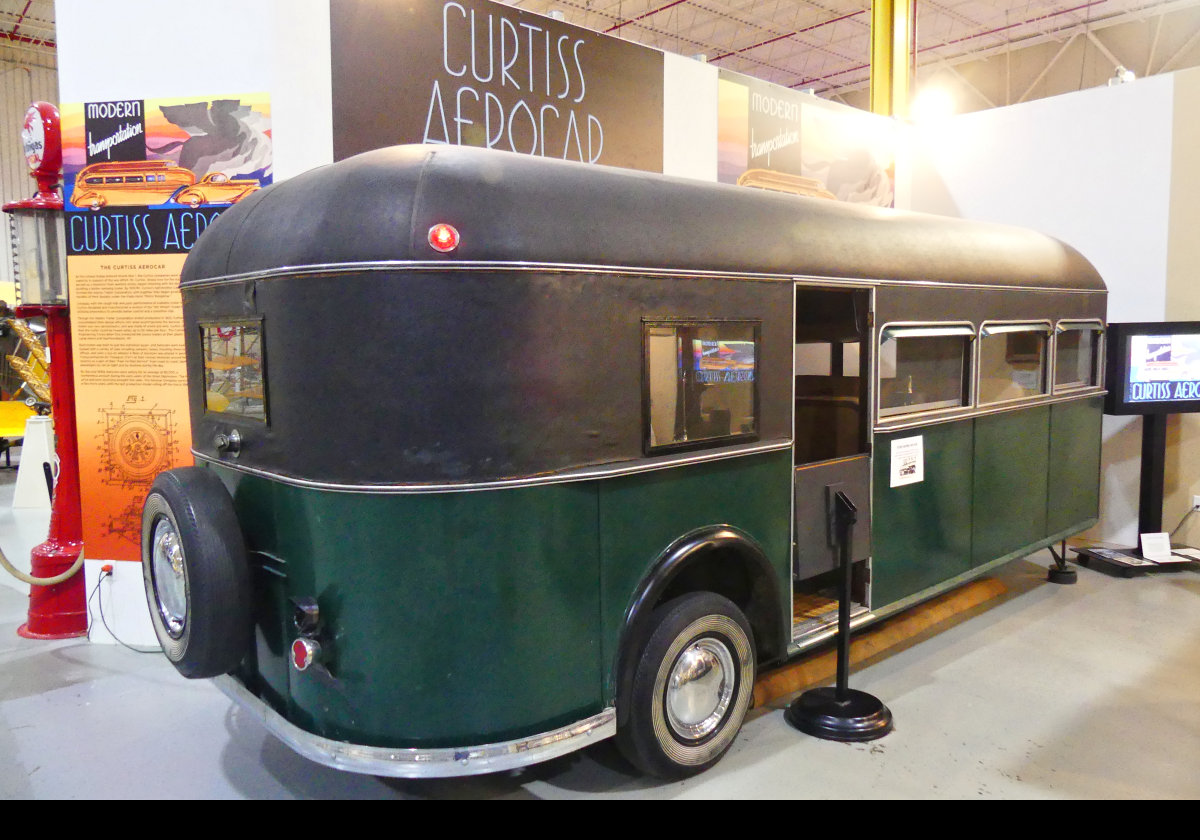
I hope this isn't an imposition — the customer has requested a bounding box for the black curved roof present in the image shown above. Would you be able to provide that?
[182,144,1105,292]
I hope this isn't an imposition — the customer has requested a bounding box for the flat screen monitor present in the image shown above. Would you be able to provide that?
[1105,321,1200,415]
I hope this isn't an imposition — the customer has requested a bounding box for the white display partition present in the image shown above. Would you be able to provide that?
[12,416,53,509]
[55,0,334,642]
[907,75,1181,547]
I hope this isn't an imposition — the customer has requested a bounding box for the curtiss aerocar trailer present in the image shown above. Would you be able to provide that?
[141,144,1106,778]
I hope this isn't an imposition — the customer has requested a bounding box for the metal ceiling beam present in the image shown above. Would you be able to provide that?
[1017,32,1080,102]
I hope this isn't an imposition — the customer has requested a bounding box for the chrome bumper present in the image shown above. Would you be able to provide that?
[213,675,617,778]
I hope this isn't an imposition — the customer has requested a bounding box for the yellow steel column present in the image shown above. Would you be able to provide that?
[869,0,914,117]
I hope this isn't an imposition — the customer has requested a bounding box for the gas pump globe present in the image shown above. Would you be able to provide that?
[6,100,67,305]
[0,101,87,639]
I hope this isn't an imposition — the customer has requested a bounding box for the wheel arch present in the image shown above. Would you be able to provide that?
[613,525,787,726]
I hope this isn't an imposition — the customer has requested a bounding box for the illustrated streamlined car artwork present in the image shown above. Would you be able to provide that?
[70,160,260,209]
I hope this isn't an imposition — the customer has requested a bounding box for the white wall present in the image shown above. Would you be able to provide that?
[662,53,718,181]
[909,75,1177,546]
[56,0,333,182]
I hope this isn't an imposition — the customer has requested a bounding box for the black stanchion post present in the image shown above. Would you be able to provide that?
[785,489,893,741]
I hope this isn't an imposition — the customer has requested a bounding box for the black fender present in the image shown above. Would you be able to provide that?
[613,525,786,726]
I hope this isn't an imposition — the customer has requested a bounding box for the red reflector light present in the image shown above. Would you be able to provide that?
[291,637,320,672]
[428,223,460,253]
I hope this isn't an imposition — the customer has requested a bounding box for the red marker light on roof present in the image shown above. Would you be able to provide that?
[428,223,460,253]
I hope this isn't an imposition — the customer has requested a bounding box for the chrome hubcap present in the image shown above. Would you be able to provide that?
[151,517,186,639]
[665,637,736,741]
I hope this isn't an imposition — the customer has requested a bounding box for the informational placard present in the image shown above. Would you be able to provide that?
[1139,531,1173,561]
[329,0,664,170]
[60,92,272,561]
[890,435,924,488]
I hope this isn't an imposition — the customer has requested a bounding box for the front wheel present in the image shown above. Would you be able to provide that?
[617,592,756,778]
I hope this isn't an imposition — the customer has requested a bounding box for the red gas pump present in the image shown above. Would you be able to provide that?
[2,101,87,639]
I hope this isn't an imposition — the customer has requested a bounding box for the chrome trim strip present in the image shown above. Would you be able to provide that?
[179,260,1107,295]
[789,611,877,654]
[873,389,1106,433]
[881,324,977,339]
[192,438,794,494]
[214,676,616,778]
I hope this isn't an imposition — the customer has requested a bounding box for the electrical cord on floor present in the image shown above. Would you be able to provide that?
[1169,505,1200,550]
[87,568,159,654]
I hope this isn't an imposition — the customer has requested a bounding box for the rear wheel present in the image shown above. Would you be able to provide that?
[617,592,755,778]
[141,467,251,678]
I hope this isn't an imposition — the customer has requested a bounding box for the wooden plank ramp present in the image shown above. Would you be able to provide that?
[753,577,1009,708]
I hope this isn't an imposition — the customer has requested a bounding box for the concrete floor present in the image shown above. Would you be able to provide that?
[2,461,1199,798]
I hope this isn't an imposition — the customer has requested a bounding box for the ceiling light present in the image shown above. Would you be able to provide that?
[1108,65,1136,86]
[910,86,956,123]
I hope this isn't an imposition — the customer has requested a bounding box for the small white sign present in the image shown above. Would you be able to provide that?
[890,435,924,488]
[1140,532,1173,562]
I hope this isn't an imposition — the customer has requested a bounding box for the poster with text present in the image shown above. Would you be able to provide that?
[60,93,272,561]
[330,0,664,171]
[717,69,895,207]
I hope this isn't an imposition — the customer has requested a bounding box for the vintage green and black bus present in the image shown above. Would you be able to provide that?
[141,144,1106,779]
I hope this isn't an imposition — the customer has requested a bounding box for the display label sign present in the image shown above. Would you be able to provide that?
[890,435,924,488]
[1126,334,1200,403]
[330,0,664,171]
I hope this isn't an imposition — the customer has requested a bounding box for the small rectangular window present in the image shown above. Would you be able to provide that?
[979,323,1050,404]
[104,176,123,184]
[202,321,266,421]
[645,321,759,452]
[1055,323,1102,390]
[879,326,973,418]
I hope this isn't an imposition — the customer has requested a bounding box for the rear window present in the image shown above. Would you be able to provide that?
[201,321,266,421]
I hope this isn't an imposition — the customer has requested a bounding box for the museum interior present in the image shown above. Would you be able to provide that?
[2,0,1200,798]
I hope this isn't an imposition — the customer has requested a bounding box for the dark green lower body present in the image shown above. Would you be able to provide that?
[871,398,1102,607]
[214,449,792,749]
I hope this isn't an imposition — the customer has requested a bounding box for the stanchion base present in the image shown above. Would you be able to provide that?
[785,687,893,742]
[1047,565,1078,585]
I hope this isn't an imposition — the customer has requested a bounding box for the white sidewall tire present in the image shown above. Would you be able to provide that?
[141,467,251,679]
[619,592,756,778]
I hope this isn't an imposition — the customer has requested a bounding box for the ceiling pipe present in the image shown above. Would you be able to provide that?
[792,0,1112,93]
[606,0,693,33]
[709,10,868,62]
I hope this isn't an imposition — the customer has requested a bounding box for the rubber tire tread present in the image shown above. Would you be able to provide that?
[616,592,755,779]
[141,466,251,678]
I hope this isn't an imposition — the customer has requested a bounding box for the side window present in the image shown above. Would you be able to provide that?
[202,321,266,422]
[978,323,1051,404]
[1054,322,1103,391]
[878,325,973,418]
[644,321,759,452]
